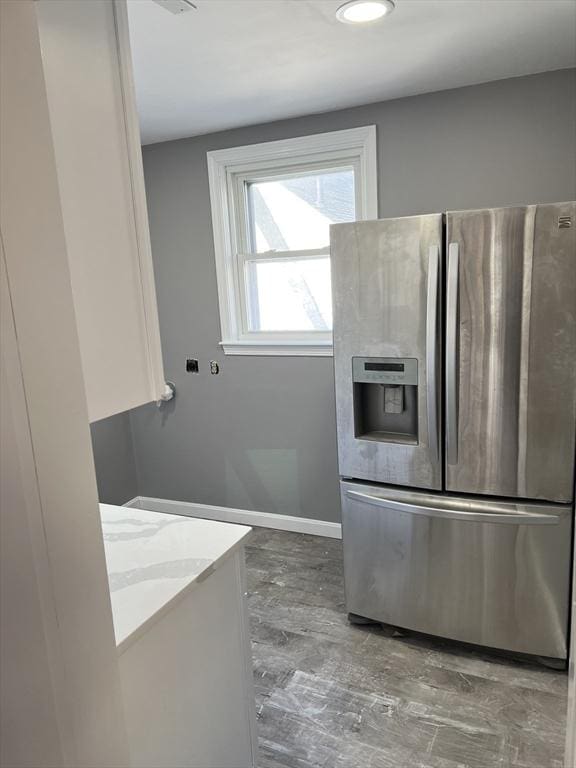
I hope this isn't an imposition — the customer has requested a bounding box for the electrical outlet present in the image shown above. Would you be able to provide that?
[209,361,220,375]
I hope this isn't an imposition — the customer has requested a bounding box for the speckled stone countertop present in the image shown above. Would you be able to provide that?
[100,504,252,652]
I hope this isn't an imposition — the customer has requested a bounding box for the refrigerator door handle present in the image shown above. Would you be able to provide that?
[446,242,459,465]
[426,245,440,464]
[344,490,561,525]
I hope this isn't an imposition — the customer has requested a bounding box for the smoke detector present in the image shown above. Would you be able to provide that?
[152,0,197,14]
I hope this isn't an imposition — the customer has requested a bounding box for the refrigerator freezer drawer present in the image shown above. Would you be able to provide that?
[341,481,572,658]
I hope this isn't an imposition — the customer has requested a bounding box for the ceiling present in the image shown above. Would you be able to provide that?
[127,0,576,145]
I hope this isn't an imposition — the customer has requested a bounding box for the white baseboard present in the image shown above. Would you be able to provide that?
[123,496,141,509]
[123,496,342,539]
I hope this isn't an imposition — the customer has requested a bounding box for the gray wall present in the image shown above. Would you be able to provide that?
[90,413,138,505]
[93,69,576,519]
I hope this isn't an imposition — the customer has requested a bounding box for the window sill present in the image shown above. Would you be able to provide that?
[220,340,333,357]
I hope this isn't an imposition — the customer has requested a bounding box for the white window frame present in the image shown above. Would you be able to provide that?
[207,126,378,356]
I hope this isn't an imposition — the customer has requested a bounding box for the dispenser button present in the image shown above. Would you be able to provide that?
[384,385,404,414]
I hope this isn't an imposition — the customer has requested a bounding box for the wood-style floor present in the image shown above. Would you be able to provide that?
[245,528,567,768]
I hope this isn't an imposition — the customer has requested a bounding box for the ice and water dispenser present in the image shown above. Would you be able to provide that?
[352,358,418,445]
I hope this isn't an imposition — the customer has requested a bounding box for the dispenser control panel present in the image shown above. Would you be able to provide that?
[352,357,418,385]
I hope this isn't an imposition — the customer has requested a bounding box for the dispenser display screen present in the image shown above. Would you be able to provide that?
[352,357,418,386]
[365,362,405,372]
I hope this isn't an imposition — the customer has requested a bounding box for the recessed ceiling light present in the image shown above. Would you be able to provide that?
[336,0,395,24]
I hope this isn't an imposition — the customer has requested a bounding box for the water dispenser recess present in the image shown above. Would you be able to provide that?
[352,357,419,445]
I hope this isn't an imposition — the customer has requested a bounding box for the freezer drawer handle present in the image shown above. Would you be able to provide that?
[345,490,560,525]
[426,245,440,464]
[446,242,459,465]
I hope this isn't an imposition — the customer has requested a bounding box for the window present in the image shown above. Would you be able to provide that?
[207,126,377,355]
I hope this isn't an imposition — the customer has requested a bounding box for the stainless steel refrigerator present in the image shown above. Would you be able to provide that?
[331,202,576,660]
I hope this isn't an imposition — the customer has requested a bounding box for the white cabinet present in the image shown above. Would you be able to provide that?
[100,505,259,768]
[36,0,165,423]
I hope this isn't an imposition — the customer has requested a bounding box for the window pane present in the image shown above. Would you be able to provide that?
[246,257,332,332]
[247,169,355,252]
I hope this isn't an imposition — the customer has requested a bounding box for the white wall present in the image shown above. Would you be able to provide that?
[0,258,65,767]
[0,2,129,764]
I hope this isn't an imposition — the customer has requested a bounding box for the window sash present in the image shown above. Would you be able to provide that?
[231,161,358,339]
[233,158,360,257]
[236,248,332,340]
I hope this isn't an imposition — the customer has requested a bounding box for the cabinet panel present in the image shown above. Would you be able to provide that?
[119,552,258,767]
[37,0,165,422]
